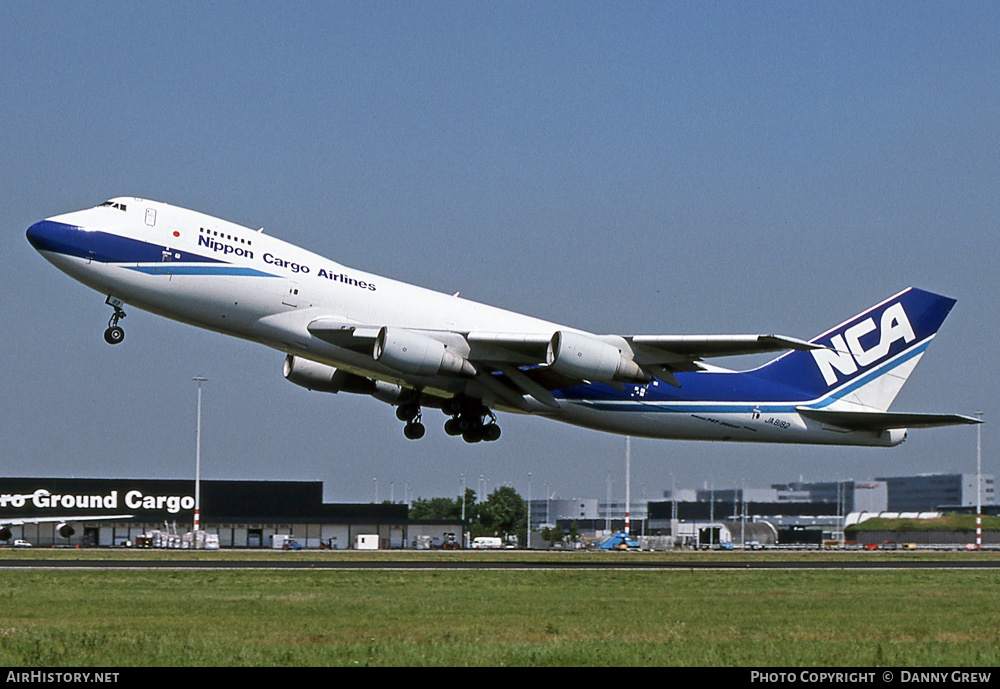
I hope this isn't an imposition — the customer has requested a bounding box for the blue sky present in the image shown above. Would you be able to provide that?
[3,2,997,505]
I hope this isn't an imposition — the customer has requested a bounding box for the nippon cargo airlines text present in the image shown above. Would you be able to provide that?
[25,198,980,446]
[198,234,377,288]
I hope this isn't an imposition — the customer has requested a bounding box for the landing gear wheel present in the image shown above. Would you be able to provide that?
[403,421,425,440]
[444,417,462,436]
[462,426,484,443]
[104,296,127,346]
[396,403,419,422]
[104,326,125,345]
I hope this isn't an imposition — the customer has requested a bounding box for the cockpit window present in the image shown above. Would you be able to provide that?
[101,201,127,211]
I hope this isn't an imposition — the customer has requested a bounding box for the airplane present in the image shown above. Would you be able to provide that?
[26,197,980,446]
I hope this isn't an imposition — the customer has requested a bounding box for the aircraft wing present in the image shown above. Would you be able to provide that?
[464,332,821,389]
[308,318,822,404]
[627,334,820,360]
[308,320,818,366]
[796,407,982,430]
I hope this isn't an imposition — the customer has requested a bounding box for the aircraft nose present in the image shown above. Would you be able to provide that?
[26,219,79,256]
[25,220,49,251]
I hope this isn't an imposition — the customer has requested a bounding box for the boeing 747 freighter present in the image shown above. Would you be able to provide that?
[27,198,979,444]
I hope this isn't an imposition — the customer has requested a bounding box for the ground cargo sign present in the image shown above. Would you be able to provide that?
[0,488,194,514]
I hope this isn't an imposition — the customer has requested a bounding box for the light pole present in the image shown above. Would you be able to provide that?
[605,471,612,532]
[977,411,984,549]
[192,376,207,535]
[526,472,531,550]
[709,480,715,548]
[545,483,551,526]
[625,437,631,535]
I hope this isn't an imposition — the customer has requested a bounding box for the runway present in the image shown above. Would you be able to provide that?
[2,557,999,570]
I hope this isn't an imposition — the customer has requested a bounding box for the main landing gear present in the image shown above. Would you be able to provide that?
[444,405,501,443]
[396,402,426,440]
[395,396,502,443]
[103,296,127,345]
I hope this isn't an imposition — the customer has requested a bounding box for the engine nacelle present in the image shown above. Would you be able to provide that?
[881,428,907,447]
[283,355,404,404]
[283,355,375,394]
[546,331,649,383]
[0,527,11,541]
[374,327,476,377]
[371,380,405,405]
[57,522,75,538]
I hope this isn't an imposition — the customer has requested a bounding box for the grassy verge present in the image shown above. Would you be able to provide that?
[1,565,999,666]
[847,513,1000,532]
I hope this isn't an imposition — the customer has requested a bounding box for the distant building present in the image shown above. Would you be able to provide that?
[599,500,648,526]
[770,480,888,514]
[875,473,995,511]
[0,477,457,548]
[529,498,598,528]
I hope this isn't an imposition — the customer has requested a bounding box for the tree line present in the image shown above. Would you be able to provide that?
[407,486,526,543]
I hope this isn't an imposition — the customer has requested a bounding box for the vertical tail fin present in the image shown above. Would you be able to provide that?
[752,288,956,411]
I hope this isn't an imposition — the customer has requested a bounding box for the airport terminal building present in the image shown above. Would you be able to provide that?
[0,477,454,548]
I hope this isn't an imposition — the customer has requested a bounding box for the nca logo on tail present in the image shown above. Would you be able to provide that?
[810,302,916,386]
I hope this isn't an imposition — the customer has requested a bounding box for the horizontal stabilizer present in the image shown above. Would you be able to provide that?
[796,407,982,431]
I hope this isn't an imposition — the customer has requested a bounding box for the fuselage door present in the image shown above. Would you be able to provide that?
[145,208,157,226]
[282,282,300,308]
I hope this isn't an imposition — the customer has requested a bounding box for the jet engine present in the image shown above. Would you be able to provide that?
[374,327,476,377]
[546,331,649,383]
[0,527,11,541]
[283,355,374,394]
[283,356,403,403]
[56,522,75,538]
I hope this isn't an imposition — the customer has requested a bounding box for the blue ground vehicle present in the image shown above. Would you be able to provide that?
[598,532,640,550]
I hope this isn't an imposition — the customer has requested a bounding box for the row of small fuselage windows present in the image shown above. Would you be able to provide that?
[199,226,252,246]
[101,204,251,246]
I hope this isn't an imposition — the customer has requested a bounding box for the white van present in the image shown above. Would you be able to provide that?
[471,536,503,549]
[355,534,379,550]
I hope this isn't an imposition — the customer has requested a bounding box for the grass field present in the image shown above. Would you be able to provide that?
[1,551,999,666]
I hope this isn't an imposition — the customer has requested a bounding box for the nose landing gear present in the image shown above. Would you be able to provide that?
[103,296,127,345]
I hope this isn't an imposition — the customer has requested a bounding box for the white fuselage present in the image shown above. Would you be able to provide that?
[29,198,964,446]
